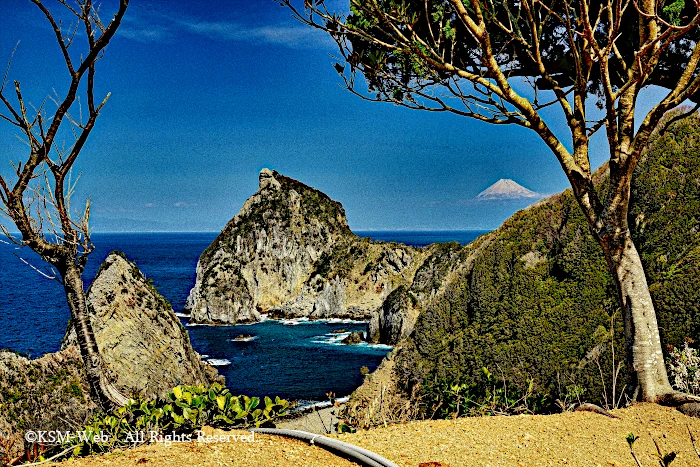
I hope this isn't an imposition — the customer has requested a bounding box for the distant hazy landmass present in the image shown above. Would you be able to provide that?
[477,179,540,200]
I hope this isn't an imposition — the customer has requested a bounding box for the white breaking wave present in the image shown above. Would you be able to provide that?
[326,318,368,324]
[174,312,189,318]
[230,336,259,342]
[366,343,393,350]
[230,315,368,326]
[235,314,268,326]
[279,317,311,326]
[206,359,231,367]
[311,332,351,345]
[293,396,350,413]
[311,332,393,350]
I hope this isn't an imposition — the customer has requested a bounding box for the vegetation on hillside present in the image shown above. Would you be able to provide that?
[396,114,700,415]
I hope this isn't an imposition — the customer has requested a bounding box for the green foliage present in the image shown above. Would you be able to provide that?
[0,353,89,433]
[657,451,677,467]
[396,113,700,410]
[662,0,685,25]
[63,383,289,458]
[419,367,549,419]
[627,432,679,467]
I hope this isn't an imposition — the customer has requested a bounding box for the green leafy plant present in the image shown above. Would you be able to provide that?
[663,0,686,26]
[420,367,549,420]
[626,433,684,467]
[58,383,289,459]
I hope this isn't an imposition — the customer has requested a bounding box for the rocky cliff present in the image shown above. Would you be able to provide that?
[1,252,219,456]
[64,252,221,400]
[185,169,433,331]
[0,345,94,454]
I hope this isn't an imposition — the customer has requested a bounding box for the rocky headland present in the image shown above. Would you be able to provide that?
[345,114,700,425]
[185,169,466,346]
[63,252,221,400]
[1,252,219,450]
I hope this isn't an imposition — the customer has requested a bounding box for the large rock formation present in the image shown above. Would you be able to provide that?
[64,252,221,401]
[185,169,431,329]
[0,253,220,456]
[366,242,468,344]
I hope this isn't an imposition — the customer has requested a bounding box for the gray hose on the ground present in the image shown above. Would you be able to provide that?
[252,428,400,467]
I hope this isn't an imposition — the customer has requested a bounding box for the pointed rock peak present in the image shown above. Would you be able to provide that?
[259,168,281,191]
[477,179,539,200]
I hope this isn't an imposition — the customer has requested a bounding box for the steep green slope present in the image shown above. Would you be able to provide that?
[395,114,700,408]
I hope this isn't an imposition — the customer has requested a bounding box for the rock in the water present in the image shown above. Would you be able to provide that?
[341,331,365,345]
[185,169,428,327]
[233,334,254,341]
[64,252,222,400]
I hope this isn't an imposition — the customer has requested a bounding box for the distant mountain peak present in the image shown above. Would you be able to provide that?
[477,179,539,200]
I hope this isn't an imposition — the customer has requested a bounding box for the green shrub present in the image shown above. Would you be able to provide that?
[62,383,289,458]
[419,367,550,419]
[396,114,700,410]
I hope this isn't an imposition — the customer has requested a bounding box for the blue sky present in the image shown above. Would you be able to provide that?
[0,0,667,232]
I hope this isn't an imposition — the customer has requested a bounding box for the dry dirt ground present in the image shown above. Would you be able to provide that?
[49,403,700,467]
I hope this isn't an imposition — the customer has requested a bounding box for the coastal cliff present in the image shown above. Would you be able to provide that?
[1,252,220,455]
[63,252,221,400]
[185,169,433,332]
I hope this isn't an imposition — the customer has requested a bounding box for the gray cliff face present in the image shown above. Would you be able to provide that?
[367,243,469,345]
[367,286,419,345]
[64,252,222,400]
[186,169,351,324]
[186,169,426,328]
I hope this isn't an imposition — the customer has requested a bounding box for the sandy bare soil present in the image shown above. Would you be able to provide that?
[341,403,700,467]
[48,403,700,467]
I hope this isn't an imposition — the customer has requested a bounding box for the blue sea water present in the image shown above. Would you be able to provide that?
[0,230,486,401]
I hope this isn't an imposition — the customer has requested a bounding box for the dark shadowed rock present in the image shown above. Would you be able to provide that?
[678,403,700,418]
[341,331,365,345]
[368,286,419,345]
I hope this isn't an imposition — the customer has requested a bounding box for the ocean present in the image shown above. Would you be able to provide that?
[0,230,488,401]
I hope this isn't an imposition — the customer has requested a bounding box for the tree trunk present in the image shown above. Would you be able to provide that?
[62,262,128,411]
[599,230,674,402]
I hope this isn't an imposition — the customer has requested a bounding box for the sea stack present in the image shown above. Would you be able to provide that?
[63,252,222,400]
[185,169,428,329]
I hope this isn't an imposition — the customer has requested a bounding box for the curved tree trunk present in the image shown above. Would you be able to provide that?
[62,263,128,411]
[599,231,673,402]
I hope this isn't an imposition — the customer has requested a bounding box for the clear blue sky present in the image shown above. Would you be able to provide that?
[0,0,667,232]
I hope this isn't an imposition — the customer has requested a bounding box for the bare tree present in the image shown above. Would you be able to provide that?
[0,0,129,410]
[281,0,700,404]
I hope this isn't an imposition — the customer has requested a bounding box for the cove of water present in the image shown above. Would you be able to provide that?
[0,230,487,400]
